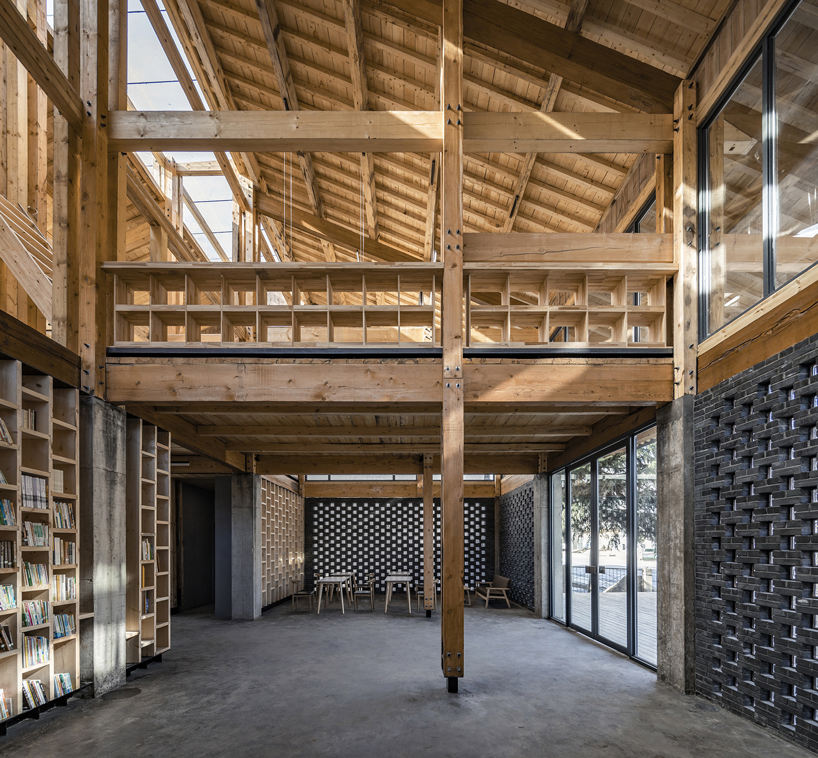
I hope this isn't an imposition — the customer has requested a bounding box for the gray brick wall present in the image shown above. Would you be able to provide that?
[499,482,535,610]
[694,332,818,752]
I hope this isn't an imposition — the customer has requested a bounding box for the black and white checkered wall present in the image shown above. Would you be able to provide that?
[695,332,818,751]
[499,482,535,610]
[304,498,494,594]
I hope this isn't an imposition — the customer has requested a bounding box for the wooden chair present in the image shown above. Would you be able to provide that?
[416,578,440,612]
[353,573,375,611]
[475,575,512,608]
[464,585,472,606]
[290,577,315,612]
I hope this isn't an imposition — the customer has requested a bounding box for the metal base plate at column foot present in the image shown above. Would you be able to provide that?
[426,609,432,618]
[447,676,458,694]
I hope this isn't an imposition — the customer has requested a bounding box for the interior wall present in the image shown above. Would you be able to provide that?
[304,497,494,594]
[694,330,818,750]
[498,482,536,610]
[179,482,215,611]
[260,477,304,607]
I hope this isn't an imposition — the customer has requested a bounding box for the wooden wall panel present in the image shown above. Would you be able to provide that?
[260,477,304,607]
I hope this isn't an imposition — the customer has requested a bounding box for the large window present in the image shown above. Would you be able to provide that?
[700,0,818,338]
[549,425,658,667]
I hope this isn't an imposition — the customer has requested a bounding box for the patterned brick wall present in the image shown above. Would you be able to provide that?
[499,482,535,610]
[305,498,494,594]
[261,478,304,607]
[694,332,818,751]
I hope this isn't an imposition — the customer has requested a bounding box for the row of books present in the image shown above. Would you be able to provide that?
[53,613,75,639]
[0,688,11,719]
[53,538,76,566]
[21,475,48,510]
[53,501,75,529]
[22,679,47,709]
[0,499,14,526]
[54,672,73,697]
[52,575,76,602]
[0,624,13,652]
[22,600,48,628]
[0,418,13,446]
[21,408,38,432]
[22,635,48,667]
[141,539,155,561]
[0,584,15,610]
[144,594,151,615]
[22,562,48,588]
[22,520,49,547]
[0,539,15,569]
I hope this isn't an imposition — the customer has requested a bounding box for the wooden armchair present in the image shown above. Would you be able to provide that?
[475,575,512,608]
[353,573,375,611]
[290,577,315,612]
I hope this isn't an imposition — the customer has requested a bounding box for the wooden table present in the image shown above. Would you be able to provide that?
[384,574,413,614]
[316,574,352,615]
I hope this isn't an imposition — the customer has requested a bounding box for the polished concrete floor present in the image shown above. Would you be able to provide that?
[1,598,813,758]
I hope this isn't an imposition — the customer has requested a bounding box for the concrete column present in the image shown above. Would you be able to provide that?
[79,395,127,696]
[656,396,696,693]
[532,474,549,619]
[215,474,261,620]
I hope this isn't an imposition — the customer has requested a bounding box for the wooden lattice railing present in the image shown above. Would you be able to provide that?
[104,257,672,349]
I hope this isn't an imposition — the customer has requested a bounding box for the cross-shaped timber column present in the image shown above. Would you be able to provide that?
[441,0,464,694]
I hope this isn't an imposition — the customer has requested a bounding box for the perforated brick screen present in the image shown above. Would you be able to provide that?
[695,333,818,750]
[499,482,535,610]
[304,498,494,594]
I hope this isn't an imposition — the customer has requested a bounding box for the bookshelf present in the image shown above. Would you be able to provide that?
[260,479,304,607]
[0,360,80,724]
[126,418,171,665]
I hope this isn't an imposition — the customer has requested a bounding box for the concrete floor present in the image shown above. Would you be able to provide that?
[1,599,812,758]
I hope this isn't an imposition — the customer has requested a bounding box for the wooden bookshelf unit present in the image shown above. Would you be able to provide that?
[126,419,171,665]
[0,360,80,723]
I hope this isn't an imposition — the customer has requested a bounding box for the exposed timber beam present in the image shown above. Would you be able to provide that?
[106,111,672,153]
[195,424,592,437]
[255,0,324,217]
[255,192,416,261]
[374,0,680,112]
[503,0,588,233]
[343,0,379,240]
[224,442,565,453]
[0,0,83,130]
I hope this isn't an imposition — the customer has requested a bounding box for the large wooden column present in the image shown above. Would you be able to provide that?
[422,453,435,616]
[440,0,464,693]
[52,0,80,352]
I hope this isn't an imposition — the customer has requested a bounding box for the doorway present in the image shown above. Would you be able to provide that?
[550,427,657,666]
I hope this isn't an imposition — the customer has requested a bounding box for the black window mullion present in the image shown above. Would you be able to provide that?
[762,35,777,296]
[698,125,711,340]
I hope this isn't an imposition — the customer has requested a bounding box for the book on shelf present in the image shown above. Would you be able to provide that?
[0,417,12,445]
[21,679,47,709]
[52,468,64,494]
[21,408,37,432]
[0,688,11,720]
[142,564,146,587]
[144,594,150,615]
[0,469,7,484]
[0,624,13,652]
[141,539,155,561]
[53,501,75,529]
[52,574,76,602]
[0,584,15,610]
[22,635,49,668]
[22,520,49,547]
[22,600,49,628]
[21,475,48,510]
[0,539,15,569]
[0,498,15,526]
[53,613,75,639]
[53,673,73,697]
[22,562,48,588]
[53,537,76,566]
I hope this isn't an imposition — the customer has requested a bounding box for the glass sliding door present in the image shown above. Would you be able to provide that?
[596,447,628,648]
[551,471,567,623]
[549,424,659,667]
[569,463,593,633]
[635,428,658,665]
